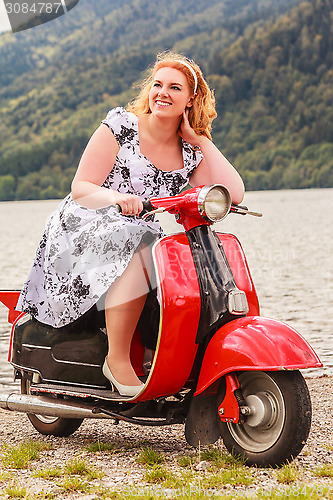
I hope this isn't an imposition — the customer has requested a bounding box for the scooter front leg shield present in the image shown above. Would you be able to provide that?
[195,316,322,396]
[138,233,202,400]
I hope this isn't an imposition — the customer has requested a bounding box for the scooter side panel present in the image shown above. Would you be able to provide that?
[195,315,323,395]
[139,234,201,400]
[215,233,260,316]
[11,313,109,387]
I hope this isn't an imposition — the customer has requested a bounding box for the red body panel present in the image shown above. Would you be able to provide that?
[195,315,323,395]
[150,185,211,231]
[0,291,21,324]
[0,291,23,363]
[138,233,201,400]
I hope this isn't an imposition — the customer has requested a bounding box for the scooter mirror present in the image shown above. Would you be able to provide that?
[0,0,80,34]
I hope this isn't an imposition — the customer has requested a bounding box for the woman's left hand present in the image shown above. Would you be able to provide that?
[178,109,202,147]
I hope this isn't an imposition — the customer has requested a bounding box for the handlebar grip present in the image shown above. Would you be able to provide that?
[139,200,153,218]
[115,201,153,218]
[142,200,153,212]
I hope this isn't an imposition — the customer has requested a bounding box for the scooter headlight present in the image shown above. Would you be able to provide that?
[197,185,232,222]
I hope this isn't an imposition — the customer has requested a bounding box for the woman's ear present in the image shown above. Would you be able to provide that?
[186,97,194,108]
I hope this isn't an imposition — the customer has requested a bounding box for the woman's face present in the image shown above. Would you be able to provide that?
[148,66,193,119]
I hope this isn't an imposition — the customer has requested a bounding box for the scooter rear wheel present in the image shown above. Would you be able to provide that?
[21,377,83,437]
[219,370,311,467]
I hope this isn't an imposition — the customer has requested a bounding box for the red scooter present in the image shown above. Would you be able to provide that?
[0,184,322,467]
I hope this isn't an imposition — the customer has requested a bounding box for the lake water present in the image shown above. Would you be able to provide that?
[0,189,332,390]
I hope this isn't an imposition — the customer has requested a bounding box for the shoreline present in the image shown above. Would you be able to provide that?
[0,374,332,498]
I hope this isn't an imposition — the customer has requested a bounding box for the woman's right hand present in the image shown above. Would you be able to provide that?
[113,192,143,216]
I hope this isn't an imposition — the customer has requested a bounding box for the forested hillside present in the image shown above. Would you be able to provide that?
[211,0,333,190]
[0,0,332,200]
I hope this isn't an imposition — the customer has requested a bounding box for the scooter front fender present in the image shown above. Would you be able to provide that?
[195,316,322,395]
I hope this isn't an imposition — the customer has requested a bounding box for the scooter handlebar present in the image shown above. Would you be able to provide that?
[114,201,153,218]
[115,199,262,218]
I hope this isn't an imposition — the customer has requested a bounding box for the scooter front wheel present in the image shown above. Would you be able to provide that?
[21,377,83,437]
[219,370,311,467]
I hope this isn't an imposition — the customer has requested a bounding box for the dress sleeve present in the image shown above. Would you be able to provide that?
[101,107,128,136]
[101,107,138,148]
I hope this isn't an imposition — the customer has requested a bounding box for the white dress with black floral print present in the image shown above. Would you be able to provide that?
[16,107,203,327]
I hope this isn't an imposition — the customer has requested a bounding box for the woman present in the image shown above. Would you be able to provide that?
[16,52,244,398]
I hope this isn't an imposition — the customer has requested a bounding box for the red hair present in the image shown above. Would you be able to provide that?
[127,51,216,140]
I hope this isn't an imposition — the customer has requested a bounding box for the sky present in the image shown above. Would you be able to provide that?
[0,1,11,33]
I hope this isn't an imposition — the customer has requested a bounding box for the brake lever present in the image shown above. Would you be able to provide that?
[231,204,262,217]
[142,207,166,220]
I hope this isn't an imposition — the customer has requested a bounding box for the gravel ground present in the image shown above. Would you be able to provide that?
[0,375,332,499]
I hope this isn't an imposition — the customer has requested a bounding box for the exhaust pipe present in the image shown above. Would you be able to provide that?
[0,392,112,419]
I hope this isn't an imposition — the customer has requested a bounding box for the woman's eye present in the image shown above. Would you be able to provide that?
[171,86,181,91]
[153,83,161,87]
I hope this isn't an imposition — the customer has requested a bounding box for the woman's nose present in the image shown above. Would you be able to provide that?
[158,86,169,97]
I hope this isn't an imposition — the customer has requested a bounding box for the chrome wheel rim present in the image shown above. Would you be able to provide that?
[226,372,285,453]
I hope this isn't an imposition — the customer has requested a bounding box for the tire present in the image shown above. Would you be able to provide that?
[219,371,311,467]
[21,378,83,437]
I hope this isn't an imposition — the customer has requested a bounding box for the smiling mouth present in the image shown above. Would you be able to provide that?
[155,100,172,107]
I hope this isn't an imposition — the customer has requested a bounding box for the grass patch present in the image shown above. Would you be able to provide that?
[0,470,13,482]
[34,457,103,486]
[33,493,55,500]
[177,453,197,468]
[203,463,254,487]
[58,476,91,493]
[136,446,165,467]
[85,440,118,453]
[201,445,243,468]
[275,461,300,484]
[3,485,27,498]
[144,464,171,484]
[1,440,51,469]
[313,463,333,477]
[88,486,118,499]
[65,457,103,480]
[33,466,63,479]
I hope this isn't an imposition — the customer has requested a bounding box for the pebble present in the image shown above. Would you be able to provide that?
[195,460,210,471]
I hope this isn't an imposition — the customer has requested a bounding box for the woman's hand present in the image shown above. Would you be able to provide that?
[178,111,245,205]
[177,109,202,147]
[114,192,143,216]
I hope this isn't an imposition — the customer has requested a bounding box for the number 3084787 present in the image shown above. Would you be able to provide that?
[260,485,332,497]
[5,3,63,14]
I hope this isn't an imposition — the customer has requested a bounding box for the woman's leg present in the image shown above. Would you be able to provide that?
[104,246,151,386]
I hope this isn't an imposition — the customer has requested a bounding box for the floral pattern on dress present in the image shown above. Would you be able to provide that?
[16,107,203,328]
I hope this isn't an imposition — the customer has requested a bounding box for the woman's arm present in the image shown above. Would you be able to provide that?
[178,111,245,205]
[188,138,245,205]
[71,125,143,215]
